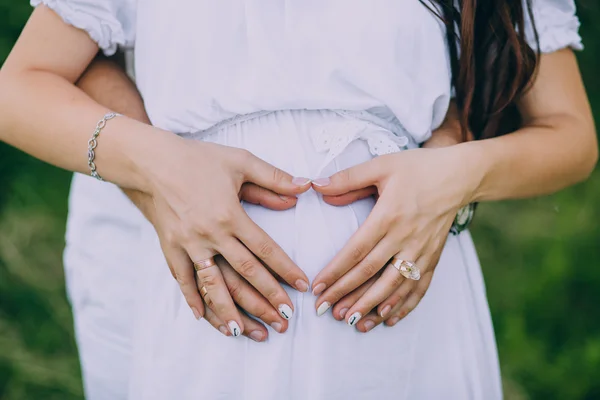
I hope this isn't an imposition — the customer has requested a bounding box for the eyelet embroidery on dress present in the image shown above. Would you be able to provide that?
[311,117,409,175]
[179,109,412,173]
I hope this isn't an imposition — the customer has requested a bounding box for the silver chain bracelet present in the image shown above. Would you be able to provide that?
[87,112,121,181]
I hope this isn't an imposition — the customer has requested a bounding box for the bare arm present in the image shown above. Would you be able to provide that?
[0,6,163,191]
[0,6,314,332]
[463,49,597,201]
[75,54,154,219]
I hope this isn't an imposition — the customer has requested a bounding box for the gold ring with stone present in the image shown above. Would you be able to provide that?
[390,257,421,281]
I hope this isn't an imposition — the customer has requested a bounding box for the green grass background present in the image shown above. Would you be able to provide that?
[1,1,599,399]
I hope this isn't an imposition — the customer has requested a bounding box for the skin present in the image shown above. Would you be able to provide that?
[1,7,594,339]
[312,48,598,332]
[75,56,467,338]
[0,6,313,338]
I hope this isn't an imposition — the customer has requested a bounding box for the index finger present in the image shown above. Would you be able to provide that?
[311,207,387,295]
[234,212,309,293]
[240,151,312,196]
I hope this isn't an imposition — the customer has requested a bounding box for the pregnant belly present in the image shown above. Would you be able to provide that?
[131,110,422,400]
[198,109,378,279]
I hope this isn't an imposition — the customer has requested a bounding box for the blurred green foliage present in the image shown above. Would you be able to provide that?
[1,1,599,399]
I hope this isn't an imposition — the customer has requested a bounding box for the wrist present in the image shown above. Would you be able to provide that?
[104,117,178,193]
[447,141,488,205]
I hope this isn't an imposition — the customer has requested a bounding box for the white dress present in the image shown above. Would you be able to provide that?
[32,1,583,399]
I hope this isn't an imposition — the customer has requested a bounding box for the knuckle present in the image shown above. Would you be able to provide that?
[227,281,244,300]
[162,229,180,248]
[398,307,409,318]
[350,246,366,262]
[392,293,407,306]
[329,288,347,303]
[213,209,235,228]
[254,306,273,322]
[200,273,219,289]
[414,289,427,300]
[338,168,351,185]
[256,241,275,259]
[215,302,229,316]
[238,259,258,278]
[173,270,188,286]
[263,287,280,303]
[361,260,379,279]
[177,222,198,244]
[271,166,286,184]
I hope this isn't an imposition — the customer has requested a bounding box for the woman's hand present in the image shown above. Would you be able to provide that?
[310,145,476,327]
[138,134,311,336]
[125,182,300,341]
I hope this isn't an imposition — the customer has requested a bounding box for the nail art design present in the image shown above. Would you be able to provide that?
[228,321,241,337]
[278,304,293,320]
[316,302,331,317]
[348,312,362,326]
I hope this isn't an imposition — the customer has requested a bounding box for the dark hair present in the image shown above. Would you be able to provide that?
[421,1,540,139]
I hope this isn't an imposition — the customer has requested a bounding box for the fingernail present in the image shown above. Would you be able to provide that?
[389,317,400,326]
[271,322,283,333]
[380,305,392,318]
[191,307,202,320]
[292,177,311,186]
[312,177,331,187]
[348,312,362,326]
[228,321,241,337]
[218,325,229,336]
[312,283,326,296]
[278,304,293,320]
[364,320,376,332]
[249,330,265,342]
[295,279,309,293]
[339,308,349,319]
[279,195,293,202]
[316,302,331,317]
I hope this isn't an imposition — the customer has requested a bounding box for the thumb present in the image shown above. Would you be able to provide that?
[242,152,312,196]
[312,161,380,196]
[239,183,298,211]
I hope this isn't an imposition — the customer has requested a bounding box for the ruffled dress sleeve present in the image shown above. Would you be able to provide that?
[525,0,583,53]
[31,0,136,56]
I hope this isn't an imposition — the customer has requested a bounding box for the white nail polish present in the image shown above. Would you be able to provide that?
[228,321,241,337]
[317,302,331,316]
[348,312,362,326]
[278,304,293,320]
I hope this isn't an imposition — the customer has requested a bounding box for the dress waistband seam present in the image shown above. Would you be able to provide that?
[178,109,416,146]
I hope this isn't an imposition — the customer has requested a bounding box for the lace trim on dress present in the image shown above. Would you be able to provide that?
[181,109,413,176]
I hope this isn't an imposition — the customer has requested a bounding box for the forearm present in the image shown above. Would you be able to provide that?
[77,55,151,125]
[76,54,155,220]
[462,50,597,203]
[0,7,166,192]
[465,115,596,202]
